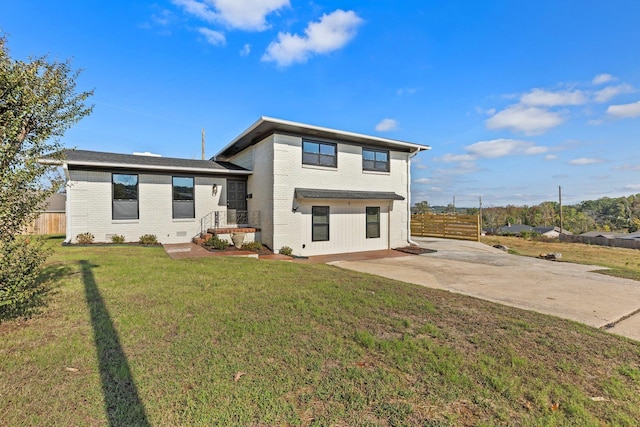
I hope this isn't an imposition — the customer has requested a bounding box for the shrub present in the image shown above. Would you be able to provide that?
[76,232,94,244]
[279,246,293,256]
[138,234,159,245]
[241,241,262,252]
[204,235,229,250]
[111,234,125,244]
[0,237,49,323]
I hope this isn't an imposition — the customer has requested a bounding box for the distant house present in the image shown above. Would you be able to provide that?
[532,226,572,238]
[497,224,570,238]
[43,117,430,256]
[561,230,640,250]
[497,224,534,236]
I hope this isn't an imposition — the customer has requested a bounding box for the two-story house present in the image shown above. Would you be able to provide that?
[49,117,430,256]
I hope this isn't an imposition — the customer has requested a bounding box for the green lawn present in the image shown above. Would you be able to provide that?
[1,239,640,426]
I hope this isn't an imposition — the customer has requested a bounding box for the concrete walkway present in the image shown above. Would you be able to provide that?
[330,237,640,341]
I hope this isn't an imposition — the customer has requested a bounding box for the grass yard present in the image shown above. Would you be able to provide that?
[482,235,640,281]
[1,238,640,426]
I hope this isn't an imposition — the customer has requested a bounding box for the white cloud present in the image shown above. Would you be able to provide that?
[615,164,640,171]
[486,105,565,135]
[174,0,289,31]
[173,0,218,22]
[607,101,640,118]
[397,87,418,96]
[375,118,398,132]
[262,9,363,66]
[413,178,432,184]
[544,154,558,160]
[198,27,225,45]
[240,43,251,56]
[520,89,587,107]
[465,139,547,158]
[435,153,476,163]
[624,184,640,191]
[592,73,615,85]
[593,84,634,103]
[568,157,604,165]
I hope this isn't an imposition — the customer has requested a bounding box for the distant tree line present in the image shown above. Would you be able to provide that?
[412,194,640,234]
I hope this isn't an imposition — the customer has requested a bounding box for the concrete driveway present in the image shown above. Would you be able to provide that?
[330,237,640,341]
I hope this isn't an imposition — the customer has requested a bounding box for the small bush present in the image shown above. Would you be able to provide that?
[204,235,229,250]
[279,246,293,256]
[241,241,262,252]
[111,234,125,244]
[138,234,159,245]
[76,232,94,244]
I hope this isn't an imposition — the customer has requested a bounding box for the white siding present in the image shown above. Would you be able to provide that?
[67,170,226,244]
[262,133,410,256]
[296,201,390,256]
[241,136,275,249]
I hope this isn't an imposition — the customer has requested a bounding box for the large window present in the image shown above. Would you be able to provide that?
[112,174,138,220]
[172,176,195,219]
[312,206,330,241]
[366,207,381,239]
[303,140,337,168]
[362,148,389,172]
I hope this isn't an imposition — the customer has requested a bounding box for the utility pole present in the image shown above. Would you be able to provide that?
[201,128,206,160]
[479,196,483,233]
[452,195,456,214]
[559,186,563,234]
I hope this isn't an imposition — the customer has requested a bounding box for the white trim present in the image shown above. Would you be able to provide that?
[65,160,250,175]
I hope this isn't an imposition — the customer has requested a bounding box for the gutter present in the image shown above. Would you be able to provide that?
[38,158,251,175]
[407,147,430,246]
[63,163,72,244]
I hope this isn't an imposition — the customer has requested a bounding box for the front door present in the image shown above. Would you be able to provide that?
[226,180,247,225]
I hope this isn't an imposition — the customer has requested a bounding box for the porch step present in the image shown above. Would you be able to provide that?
[207,227,260,234]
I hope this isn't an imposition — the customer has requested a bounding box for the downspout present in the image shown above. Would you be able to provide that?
[63,164,72,244]
[407,150,420,246]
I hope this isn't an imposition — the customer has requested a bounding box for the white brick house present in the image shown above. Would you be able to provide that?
[48,117,430,256]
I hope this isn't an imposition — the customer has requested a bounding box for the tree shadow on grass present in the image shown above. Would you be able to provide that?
[80,260,150,427]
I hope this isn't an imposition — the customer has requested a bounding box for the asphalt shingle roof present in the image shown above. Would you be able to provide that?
[57,150,250,174]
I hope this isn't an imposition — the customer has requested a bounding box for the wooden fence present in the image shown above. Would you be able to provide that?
[411,213,480,242]
[25,212,66,235]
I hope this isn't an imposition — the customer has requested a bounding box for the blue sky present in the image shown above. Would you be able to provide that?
[3,1,640,206]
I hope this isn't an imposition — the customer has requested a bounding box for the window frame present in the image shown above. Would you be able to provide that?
[302,140,337,168]
[112,173,139,220]
[366,206,381,239]
[312,206,330,242]
[362,148,390,172]
[172,176,195,219]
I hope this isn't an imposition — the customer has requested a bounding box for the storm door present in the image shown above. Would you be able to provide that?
[226,180,247,225]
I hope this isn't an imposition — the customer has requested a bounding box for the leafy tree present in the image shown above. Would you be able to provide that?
[413,200,431,214]
[0,36,93,322]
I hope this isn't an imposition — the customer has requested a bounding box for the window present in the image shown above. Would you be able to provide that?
[366,207,380,239]
[172,177,195,219]
[303,140,337,167]
[112,174,138,220]
[312,206,330,241]
[362,148,389,172]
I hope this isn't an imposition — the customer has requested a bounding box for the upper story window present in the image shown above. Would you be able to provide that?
[112,173,139,220]
[362,148,389,172]
[172,176,195,219]
[303,140,337,168]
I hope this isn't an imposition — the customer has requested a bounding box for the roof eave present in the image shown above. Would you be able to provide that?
[215,116,431,159]
[64,160,251,175]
